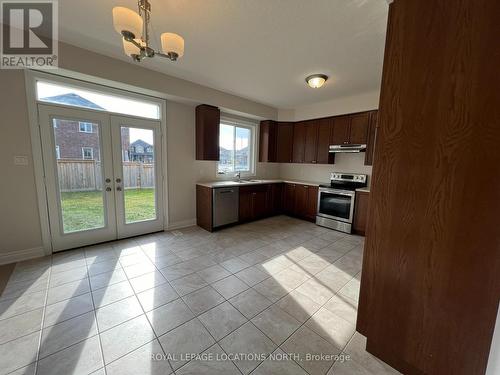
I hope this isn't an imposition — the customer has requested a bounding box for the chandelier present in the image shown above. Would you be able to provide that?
[112,0,184,62]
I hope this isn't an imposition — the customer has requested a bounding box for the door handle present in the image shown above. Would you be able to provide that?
[106,187,112,192]
[116,186,122,191]
[116,178,121,183]
[105,178,111,183]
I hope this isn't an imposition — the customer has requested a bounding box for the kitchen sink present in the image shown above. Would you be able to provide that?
[234,179,263,183]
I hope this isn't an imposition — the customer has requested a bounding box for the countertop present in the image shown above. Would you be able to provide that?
[356,188,370,193]
[197,179,325,188]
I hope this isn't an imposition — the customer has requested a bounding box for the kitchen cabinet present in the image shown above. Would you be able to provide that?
[353,191,369,235]
[196,105,220,161]
[268,183,283,215]
[331,112,370,145]
[364,111,378,166]
[349,112,370,145]
[196,185,213,231]
[331,116,351,145]
[282,183,296,215]
[304,120,319,163]
[316,118,334,164]
[276,122,294,163]
[258,110,375,165]
[292,122,307,163]
[331,112,369,146]
[284,183,319,222]
[239,184,270,222]
[259,120,277,162]
[305,185,319,221]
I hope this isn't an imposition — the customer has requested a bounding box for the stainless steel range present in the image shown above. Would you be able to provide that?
[316,172,367,233]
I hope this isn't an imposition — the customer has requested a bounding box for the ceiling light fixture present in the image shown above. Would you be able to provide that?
[112,0,184,62]
[306,74,328,89]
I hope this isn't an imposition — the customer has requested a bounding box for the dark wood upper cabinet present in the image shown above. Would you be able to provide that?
[259,120,277,162]
[364,111,378,166]
[196,105,220,161]
[349,112,370,144]
[292,122,307,163]
[304,121,319,164]
[258,110,374,165]
[316,118,334,164]
[331,116,351,145]
[276,122,294,163]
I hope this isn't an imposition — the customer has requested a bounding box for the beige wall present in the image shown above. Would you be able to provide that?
[0,71,43,255]
[278,90,380,185]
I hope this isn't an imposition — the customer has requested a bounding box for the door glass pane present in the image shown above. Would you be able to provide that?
[52,118,105,233]
[120,126,157,223]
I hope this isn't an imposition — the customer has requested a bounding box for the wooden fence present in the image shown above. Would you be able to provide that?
[57,159,154,192]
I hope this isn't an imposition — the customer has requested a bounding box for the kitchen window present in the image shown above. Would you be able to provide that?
[82,147,94,160]
[217,119,255,176]
[79,122,93,133]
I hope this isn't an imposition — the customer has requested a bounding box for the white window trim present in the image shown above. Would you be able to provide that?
[82,147,93,160]
[217,116,257,179]
[79,121,93,133]
[55,145,60,159]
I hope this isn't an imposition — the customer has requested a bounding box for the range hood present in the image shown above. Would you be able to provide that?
[329,144,367,153]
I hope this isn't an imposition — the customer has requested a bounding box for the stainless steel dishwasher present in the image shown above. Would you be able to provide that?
[213,187,239,228]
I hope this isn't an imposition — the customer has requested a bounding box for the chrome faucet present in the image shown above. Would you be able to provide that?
[234,172,241,182]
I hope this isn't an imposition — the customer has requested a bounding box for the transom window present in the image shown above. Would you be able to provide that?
[79,122,93,133]
[82,147,94,160]
[36,81,161,120]
[218,120,255,176]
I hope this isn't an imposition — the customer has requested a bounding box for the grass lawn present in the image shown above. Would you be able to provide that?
[61,188,156,232]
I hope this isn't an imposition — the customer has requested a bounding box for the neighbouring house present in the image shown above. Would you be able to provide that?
[128,139,154,163]
[44,93,130,161]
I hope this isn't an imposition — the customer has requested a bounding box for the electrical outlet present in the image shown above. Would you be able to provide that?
[13,156,29,166]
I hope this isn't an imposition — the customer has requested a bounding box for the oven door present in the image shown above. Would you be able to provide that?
[317,188,355,223]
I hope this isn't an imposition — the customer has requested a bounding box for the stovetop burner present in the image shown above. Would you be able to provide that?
[321,172,368,191]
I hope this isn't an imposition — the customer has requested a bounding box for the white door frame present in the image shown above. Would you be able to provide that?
[25,70,169,255]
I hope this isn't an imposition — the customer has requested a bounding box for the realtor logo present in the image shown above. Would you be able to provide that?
[1,0,58,68]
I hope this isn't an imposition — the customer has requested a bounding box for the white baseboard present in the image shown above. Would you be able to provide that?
[0,247,46,266]
[167,219,197,231]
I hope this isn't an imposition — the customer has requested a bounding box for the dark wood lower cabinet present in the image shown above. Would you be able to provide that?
[285,183,318,222]
[197,182,319,230]
[353,191,369,235]
[282,183,296,215]
[196,185,213,231]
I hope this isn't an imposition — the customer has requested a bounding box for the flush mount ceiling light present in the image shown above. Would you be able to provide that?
[113,0,184,62]
[306,74,328,89]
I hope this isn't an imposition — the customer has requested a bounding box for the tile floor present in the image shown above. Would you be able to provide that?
[0,216,401,375]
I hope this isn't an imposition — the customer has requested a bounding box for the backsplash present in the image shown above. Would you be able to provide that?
[279,152,372,185]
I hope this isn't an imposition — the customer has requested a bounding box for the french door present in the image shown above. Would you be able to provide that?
[38,104,164,252]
